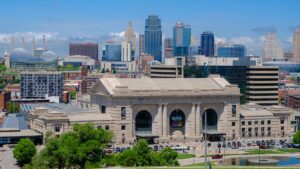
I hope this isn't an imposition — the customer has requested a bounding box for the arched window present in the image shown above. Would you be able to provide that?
[169,109,185,135]
[135,110,152,134]
[202,109,218,131]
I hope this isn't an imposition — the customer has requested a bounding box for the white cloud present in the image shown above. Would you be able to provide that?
[215,36,264,55]
[286,36,293,43]
[0,32,63,44]
[109,31,125,38]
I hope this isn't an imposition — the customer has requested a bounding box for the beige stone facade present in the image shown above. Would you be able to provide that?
[239,104,295,141]
[89,75,241,144]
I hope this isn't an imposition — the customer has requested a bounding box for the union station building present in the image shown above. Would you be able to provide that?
[25,75,296,145]
[89,75,242,144]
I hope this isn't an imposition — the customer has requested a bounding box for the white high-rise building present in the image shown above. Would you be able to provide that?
[262,32,284,61]
[124,21,136,55]
[293,29,300,63]
[121,42,132,62]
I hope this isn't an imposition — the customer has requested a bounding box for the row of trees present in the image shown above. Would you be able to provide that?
[102,139,179,167]
[13,123,179,168]
[14,123,113,169]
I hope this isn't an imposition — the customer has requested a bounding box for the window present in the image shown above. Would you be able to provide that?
[261,121,264,125]
[280,119,285,124]
[255,121,258,125]
[242,121,245,125]
[281,126,284,130]
[248,121,252,125]
[121,107,126,120]
[55,126,60,132]
[255,127,258,136]
[101,106,106,113]
[121,125,126,130]
[97,126,102,129]
[267,120,271,125]
[232,105,236,117]
[232,122,235,126]
[105,125,109,130]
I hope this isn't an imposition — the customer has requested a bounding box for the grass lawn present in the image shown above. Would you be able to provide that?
[177,153,196,159]
[130,167,300,169]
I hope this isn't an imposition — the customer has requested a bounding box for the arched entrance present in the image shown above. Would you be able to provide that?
[202,109,218,131]
[202,109,224,142]
[135,110,152,134]
[169,109,185,135]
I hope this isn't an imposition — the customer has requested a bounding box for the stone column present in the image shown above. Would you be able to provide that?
[162,104,168,137]
[157,104,163,136]
[195,103,201,136]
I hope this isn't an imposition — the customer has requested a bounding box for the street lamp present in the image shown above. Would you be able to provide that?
[204,108,208,169]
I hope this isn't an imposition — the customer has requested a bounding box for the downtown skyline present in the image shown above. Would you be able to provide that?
[0,0,300,56]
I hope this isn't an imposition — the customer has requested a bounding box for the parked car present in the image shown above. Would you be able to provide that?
[275,143,282,149]
[212,154,223,159]
[291,144,300,148]
[247,141,251,147]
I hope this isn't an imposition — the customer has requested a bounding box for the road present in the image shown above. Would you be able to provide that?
[0,148,19,169]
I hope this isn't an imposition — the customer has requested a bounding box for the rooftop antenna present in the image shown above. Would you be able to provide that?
[22,37,25,48]
[11,36,15,49]
[32,36,36,55]
[42,34,46,52]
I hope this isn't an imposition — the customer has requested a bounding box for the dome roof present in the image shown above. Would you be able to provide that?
[10,48,33,62]
[42,51,57,61]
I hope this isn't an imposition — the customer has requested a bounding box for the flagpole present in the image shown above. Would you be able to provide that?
[204,109,208,169]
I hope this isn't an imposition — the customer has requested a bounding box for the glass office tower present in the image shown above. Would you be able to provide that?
[173,22,191,56]
[145,15,162,62]
[201,31,215,57]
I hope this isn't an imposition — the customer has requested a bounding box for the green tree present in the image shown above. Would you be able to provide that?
[13,138,37,166]
[66,64,74,70]
[106,68,110,72]
[132,139,153,166]
[101,68,105,73]
[160,147,179,166]
[69,91,77,99]
[24,150,53,169]
[116,149,138,166]
[293,130,300,144]
[34,123,112,169]
[44,137,68,169]
[0,64,7,72]
[9,101,19,113]
[112,69,116,74]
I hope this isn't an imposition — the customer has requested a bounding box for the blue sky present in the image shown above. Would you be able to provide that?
[0,0,300,56]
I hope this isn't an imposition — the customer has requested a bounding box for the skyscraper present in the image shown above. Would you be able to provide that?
[139,34,145,56]
[124,21,136,56]
[145,15,162,62]
[201,31,215,57]
[69,43,98,61]
[102,44,121,61]
[217,44,246,57]
[293,29,300,63]
[262,32,284,61]
[121,42,132,62]
[173,22,191,56]
[164,38,173,58]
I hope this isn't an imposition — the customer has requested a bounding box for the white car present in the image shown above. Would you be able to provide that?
[275,144,282,149]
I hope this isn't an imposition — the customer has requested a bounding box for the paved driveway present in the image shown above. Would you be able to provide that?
[0,148,19,169]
